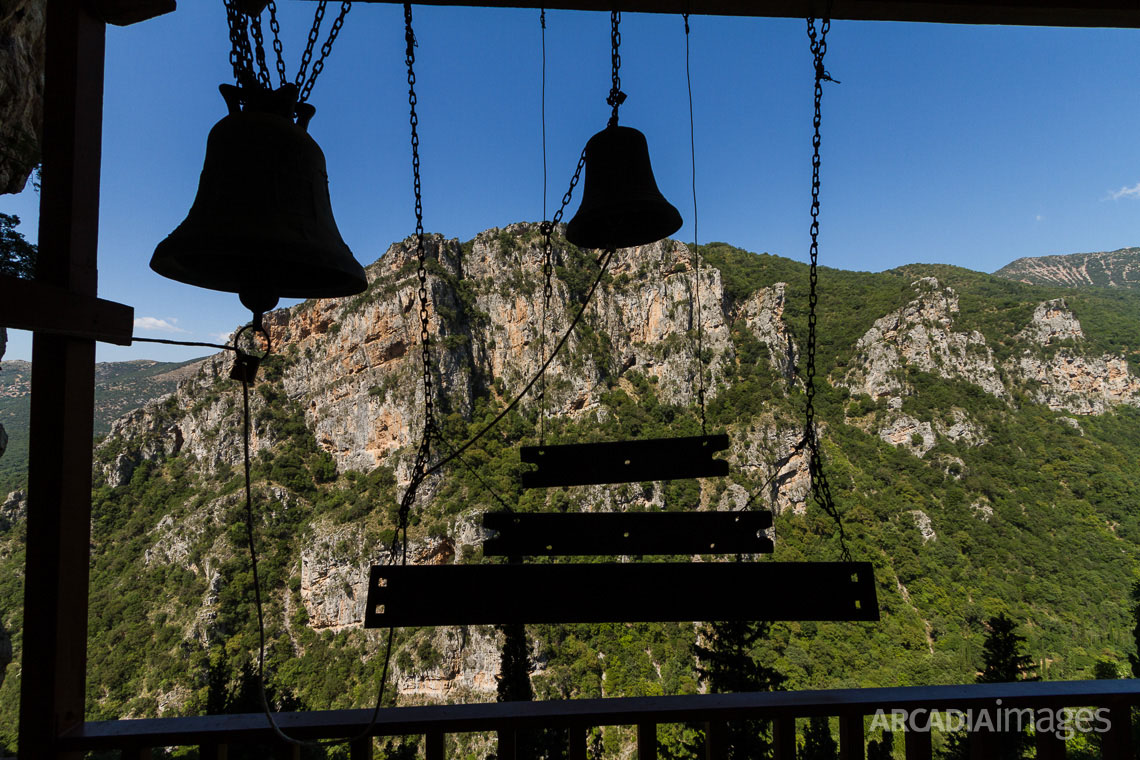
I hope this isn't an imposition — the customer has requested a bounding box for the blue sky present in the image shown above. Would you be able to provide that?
[4,4,1140,362]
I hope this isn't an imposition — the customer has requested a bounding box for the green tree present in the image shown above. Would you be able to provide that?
[944,614,1037,759]
[693,620,786,759]
[867,730,893,760]
[799,716,838,760]
[1129,580,1140,679]
[0,213,36,279]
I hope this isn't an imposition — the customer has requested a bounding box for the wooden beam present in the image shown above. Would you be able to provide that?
[91,0,176,25]
[0,274,133,345]
[17,1,104,758]
[292,0,1140,28]
[482,510,773,556]
[520,434,729,488]
[364,561,878,627]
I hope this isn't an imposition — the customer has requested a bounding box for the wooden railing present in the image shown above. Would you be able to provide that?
[58,680,1140,759]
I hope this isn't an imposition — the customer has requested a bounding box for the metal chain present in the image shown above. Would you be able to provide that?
[224,0,255,85]
[267,0,288,86]
[606,10,626,127]
[299,0,352,103]
[804,10,850,562]
[249,13,273,89]
[539,150,587,444]
[297,0,328,89]
[684,11,706,436]
[405,3,434,440]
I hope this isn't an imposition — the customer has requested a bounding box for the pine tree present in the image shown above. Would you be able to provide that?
[799,716,838,760]
[867,730,893,760]
[1128,580,1140,679]
[0,213,36,280]
[496,623,565,759]
[692,620,786,759]
[944,613,1037,760]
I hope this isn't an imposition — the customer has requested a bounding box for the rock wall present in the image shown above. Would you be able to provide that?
[0,0,45,194]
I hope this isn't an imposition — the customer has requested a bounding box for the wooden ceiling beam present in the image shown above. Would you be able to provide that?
[292,0,1140,28]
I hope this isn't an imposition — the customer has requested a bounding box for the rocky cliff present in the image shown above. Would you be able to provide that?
[0,0,44,194]
[995,246,1140,290]
[6,227,1140,736]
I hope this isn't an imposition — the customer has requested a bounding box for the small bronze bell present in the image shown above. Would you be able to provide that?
[565,125,682,250]
[151,83,367,312]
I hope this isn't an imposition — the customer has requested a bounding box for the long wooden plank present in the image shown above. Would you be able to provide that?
[363,561,877,627]
[298,0,1140,29]
[520,434,729,488]
[483,511,773,556]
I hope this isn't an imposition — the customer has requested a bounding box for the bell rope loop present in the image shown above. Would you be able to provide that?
[150,83,367,306]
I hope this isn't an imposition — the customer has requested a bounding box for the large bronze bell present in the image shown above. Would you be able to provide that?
[565,125,682,250]
[151,83,367,313]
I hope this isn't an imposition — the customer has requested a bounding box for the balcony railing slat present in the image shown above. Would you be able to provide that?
[349,736,372,760]
[1103,703,1134,760]
[839,715,864,760]
[904,728,932,760]
[198,743,226,760]
[637,722,657,760]
[1034,727,1065,760]
[425,730,444,760]
[703,721,727,760]
[568,726,587,760]
[772,717,795,760]
[497,729,516,760]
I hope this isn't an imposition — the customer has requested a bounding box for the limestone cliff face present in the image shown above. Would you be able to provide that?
[843,277,1007,402]
[0,0,44,194]
[1007,298,1140,415]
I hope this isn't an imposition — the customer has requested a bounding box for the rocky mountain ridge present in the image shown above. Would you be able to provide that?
[5,226,1140,744]
[994,246,1140,290]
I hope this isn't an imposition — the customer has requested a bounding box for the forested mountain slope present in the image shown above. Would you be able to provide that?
[2,224,1140,755]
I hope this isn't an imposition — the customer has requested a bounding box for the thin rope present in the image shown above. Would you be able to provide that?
[683,12,706,436]
[539,7,550,446]
[131,337,236,352]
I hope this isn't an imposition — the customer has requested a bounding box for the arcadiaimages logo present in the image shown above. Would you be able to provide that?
[869,700,1111,741]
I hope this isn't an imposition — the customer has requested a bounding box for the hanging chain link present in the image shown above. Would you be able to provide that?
[220,0,350,103]
[606,10,626,127]
[804,9,850,562]
[299,0,352,103]
[396,1,435,540]
[249,13,273,89]
[297,0,329,90]
[266,0,288,86]
[224,0,255,85]
[406,2,433,441]
[539,149,588,444]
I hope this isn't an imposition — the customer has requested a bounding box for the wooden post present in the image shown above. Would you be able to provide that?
[16,0,104,758]
[839,715,864,760]
[772,717,796,760]
[637,722,658,760]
